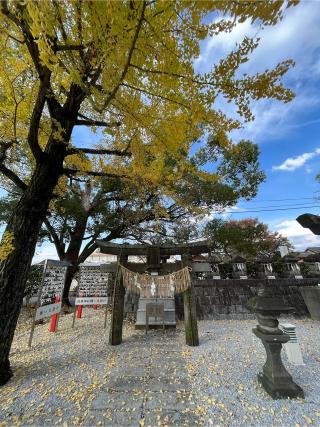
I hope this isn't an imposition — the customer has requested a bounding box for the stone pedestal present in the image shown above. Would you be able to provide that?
[253,328,304,399]
[135,297,176,329]
[299,286,320,321]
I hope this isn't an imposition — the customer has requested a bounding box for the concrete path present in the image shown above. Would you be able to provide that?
[84,329,201,426]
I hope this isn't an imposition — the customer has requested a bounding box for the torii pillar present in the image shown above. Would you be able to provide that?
[109,253,128,345]
[182,253,199,346]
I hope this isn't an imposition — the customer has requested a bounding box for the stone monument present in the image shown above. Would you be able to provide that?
[247,285,304,399]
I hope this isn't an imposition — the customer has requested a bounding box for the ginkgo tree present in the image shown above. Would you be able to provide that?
[0,0,297,385]
[1,138,265,309]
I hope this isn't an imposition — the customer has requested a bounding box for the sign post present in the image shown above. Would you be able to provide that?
[77,304,83,318]
[49,296,61,333]
[28,260,70,347]
[72,265,109,328]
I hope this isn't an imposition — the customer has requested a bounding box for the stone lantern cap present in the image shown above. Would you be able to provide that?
[208,254,221,263]
[280,254,299,263]
[231,255,246,263]
[247,286,294,316]
[255,255,272,263]
[296,213,320,235]
[304,253,320,262]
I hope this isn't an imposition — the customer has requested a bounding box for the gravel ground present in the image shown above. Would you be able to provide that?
[188,319,320,427]
[0,309,319,427]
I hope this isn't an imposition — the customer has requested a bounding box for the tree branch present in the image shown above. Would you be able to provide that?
[75,119,121,127]
[56,44,85,51]
[121,82,189,109]
[98,1,147,112]
[27,80,47,161]
[0,164,28,191]
[66,147,131,157]
[44,218,66,259]
[78,239,98,264]
[62,168,125,179]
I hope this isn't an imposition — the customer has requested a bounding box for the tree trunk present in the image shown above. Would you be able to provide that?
[0,146,66,386]
[60,217,88,308]
[61,264,79,309]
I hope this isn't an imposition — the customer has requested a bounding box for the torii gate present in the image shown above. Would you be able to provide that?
[95,240,211,347]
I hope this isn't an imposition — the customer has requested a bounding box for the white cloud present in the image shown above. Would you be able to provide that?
[195,1,320,143]
[196,1,320,76]
[272,148,320,172]
[231,91,320,142]
[274,219,320,251]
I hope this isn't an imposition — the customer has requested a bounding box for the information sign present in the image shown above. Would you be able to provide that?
[75,265,110,306]
[72,265,111,330]
[28,259,70,347]
[35,261,68,320]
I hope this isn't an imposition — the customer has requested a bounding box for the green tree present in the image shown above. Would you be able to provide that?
[203,217,292,259]
[0,0,297,385]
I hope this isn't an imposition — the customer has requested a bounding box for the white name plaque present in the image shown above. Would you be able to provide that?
[35,302,62,320]
[75,297,108,306]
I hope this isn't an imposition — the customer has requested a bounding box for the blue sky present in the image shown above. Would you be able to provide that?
[2,1,320,262]
[193,0,320,251]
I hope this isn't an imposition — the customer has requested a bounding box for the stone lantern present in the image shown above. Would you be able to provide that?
[248,285,304,399]
[256,256,276,279]
[208,255,221,279]
[303,253,320,278]
[231,255,247,279]
[280,255,303,279]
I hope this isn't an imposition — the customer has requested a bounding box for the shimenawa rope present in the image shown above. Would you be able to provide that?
[120,265,191,298]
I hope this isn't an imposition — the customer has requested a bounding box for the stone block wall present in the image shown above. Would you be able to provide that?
[123,278,319,320]
[175,278,318,320]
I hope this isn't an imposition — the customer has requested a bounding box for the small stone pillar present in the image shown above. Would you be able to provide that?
[109,254,128,345]
[182,253,199,347]
[248,285,304,399]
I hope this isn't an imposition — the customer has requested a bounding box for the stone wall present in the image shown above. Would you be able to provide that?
[175,278,318,320]
[124,278,319,320]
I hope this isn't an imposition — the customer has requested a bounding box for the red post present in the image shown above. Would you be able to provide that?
[77,304,83,318]
[93,290,100,310]
[50,296,60,333]
[77,291,84,318]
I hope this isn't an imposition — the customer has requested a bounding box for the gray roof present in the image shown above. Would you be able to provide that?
[305,247,320,253]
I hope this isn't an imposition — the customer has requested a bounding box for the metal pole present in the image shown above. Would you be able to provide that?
[28,260,48,348]
[104,305,108,329]
[28,318,36,348]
